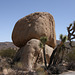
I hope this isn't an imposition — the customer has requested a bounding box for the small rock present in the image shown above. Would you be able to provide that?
[3,68,8,75]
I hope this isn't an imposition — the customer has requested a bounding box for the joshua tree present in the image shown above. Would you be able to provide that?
[48,34,67,68]
[59,34,67,62]
[67,21,75,47]
[48,45,58,68]
[40,36,47,69]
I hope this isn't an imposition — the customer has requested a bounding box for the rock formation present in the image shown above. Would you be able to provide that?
[12,12,56,71]
[13,39,54,70]
[12,12,56,48]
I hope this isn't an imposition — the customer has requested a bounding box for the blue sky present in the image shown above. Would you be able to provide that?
[0,0,75,42]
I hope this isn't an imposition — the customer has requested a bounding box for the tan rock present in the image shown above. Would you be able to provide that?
[12,12,56,48]
[3,68,8,75]
[13,39,53,70]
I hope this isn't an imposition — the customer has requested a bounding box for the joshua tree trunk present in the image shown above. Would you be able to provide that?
[60,50,64,63]
[43,44,47,69]
[48,46,58,68]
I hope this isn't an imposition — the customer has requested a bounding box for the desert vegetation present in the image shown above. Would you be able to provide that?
[0,36,75,75]
[37,21,75,74]
[0,48,16,59]
[40,36,48,69]
[0,12,75,75]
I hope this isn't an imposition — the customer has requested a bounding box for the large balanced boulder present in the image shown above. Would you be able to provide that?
[12,12,56,48]
[13,39,54,70]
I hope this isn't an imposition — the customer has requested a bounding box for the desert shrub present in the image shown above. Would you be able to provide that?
[0,48,16,59]
[12,62,24,70]
[67,61,75,70]
[66,49,75,62]
[35,67,48,75]
[66,49,75,70]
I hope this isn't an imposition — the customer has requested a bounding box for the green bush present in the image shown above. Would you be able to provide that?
[0,48,16,59]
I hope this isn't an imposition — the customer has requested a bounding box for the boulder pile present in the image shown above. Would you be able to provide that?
[12,12,56,70]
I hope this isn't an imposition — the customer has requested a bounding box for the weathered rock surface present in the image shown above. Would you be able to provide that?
[13,39,54,70]
[12,12,56,48]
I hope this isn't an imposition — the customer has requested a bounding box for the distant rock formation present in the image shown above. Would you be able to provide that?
[0,42,18,50]
[12,12,56,48]
[12,12,56,70]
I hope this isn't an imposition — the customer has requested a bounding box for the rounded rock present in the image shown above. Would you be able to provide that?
[12,12,56,48]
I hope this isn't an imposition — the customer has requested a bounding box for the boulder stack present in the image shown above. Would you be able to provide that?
[12,12,56,70]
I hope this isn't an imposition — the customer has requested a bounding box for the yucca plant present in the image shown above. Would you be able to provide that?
[40,36,47,69]
[67,21,75,47]
[60,34,67,44]
[59,34,67,62]
[48,34,67,68]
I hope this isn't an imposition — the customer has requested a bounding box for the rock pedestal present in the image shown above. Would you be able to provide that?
[13,39,53,70]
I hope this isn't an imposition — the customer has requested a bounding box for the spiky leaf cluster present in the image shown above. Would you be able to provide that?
[40,36,47,45]
[60,34,67,44]
[39,42,43,48]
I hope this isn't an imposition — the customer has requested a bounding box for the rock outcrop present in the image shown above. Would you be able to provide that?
[13,39,54,70]
[12,12,56,71]
[12,12,56,48]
